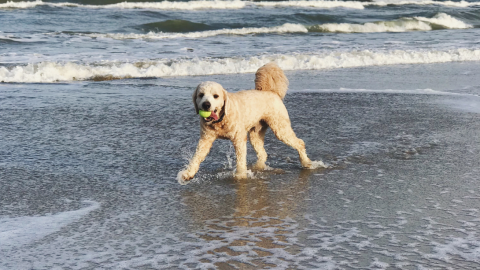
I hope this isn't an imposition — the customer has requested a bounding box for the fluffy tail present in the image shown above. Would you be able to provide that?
[254,62,289,99]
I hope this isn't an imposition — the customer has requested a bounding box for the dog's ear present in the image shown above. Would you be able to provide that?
[192,85,199,114]
[223,88,229,116]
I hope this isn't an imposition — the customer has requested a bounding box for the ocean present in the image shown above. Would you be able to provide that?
[1,0,480,269]
[2,0,480,82]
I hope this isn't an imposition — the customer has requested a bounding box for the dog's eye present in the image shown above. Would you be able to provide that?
[214,95,219,99]
[199,93,204,98]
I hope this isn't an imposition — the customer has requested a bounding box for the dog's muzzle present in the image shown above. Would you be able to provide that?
[203,109,219,122]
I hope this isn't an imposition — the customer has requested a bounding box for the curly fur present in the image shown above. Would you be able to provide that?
[254,62,289,99]
[178,62,312,183]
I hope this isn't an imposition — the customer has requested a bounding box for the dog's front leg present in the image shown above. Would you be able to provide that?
[180,133,216,182]
[233,133,248,180]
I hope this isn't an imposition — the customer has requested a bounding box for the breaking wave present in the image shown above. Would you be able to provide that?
[1,0,479,10]
[309,13,472,33]
[253,1,365,9]
[0,1,247,10]
[2,48,480,83]
[80,13,470,40]
[85,23,308,39]
[0,0,358,10]
[370,0,476,8]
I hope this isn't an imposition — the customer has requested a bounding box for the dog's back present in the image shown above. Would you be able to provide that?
[254,62,289,99]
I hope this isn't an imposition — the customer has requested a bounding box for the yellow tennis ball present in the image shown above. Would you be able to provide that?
[198,110,211,118]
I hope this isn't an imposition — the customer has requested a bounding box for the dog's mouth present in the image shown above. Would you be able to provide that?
[204,109,219,122]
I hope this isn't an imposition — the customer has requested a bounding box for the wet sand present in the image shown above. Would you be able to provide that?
[1,62,480,269]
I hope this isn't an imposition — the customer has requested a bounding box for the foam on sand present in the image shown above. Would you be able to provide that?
[0,201,99,249]
[2,48,480,83]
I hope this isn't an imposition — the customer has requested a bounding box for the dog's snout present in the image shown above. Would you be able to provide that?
[202,101,211,110]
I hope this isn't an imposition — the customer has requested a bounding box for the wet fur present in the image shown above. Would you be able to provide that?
[179,62,312,183]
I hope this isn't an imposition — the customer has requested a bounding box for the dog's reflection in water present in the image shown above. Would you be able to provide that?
[181,169,321,269]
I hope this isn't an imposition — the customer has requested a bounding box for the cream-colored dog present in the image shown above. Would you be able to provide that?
[178,63,312,183]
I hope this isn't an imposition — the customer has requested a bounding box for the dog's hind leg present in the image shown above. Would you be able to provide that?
[267,118,312,168]
[249,122,268,170]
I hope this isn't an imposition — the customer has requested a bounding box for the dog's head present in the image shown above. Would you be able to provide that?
[193,81,228,124]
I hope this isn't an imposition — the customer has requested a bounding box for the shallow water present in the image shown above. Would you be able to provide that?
[2,0,480,267]
[1,63,480,269]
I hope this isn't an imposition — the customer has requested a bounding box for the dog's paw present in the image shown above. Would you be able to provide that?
[301,159,313,169]
[234,171,248,180]
[177,170,194,185]
[252,161,266,171]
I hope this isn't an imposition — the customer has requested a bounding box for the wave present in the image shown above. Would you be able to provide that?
[309,13,472,33]
[140,20,213,33]
[84,23,308,39]
[2,0,479,10]
[370,0,476,8]
[0,0,248,10]
[0,37,24,44]
[0,34,46,43]
[2,48,480,83]
[80,13,470,40]
[254,1,365,9]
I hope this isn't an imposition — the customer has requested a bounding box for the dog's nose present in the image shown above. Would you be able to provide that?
[202,101,211,110]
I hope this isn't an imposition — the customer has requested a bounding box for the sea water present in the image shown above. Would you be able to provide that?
[1,1,480,269]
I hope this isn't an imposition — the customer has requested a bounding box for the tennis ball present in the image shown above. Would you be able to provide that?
[198,110,211,118]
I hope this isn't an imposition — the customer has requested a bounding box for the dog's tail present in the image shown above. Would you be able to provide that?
[254,62,289,99]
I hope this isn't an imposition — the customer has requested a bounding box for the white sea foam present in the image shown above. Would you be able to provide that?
[86,23,308,40]
[370,0,476,8]
[310,160,329,169]
[255,1,365,9]
[107,0,246,10]
[2,0,478,10]
[0,0,246,10]
[177,170,191,185]
[0,0,45,9]
[415,12,472,29]
[425,232,480,262]
[0,201,99,249]
[0,0,364,10]
[2,48,480,83]
[311,13,471,33]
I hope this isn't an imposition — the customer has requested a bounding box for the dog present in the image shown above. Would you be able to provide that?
[178,62,313,183]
